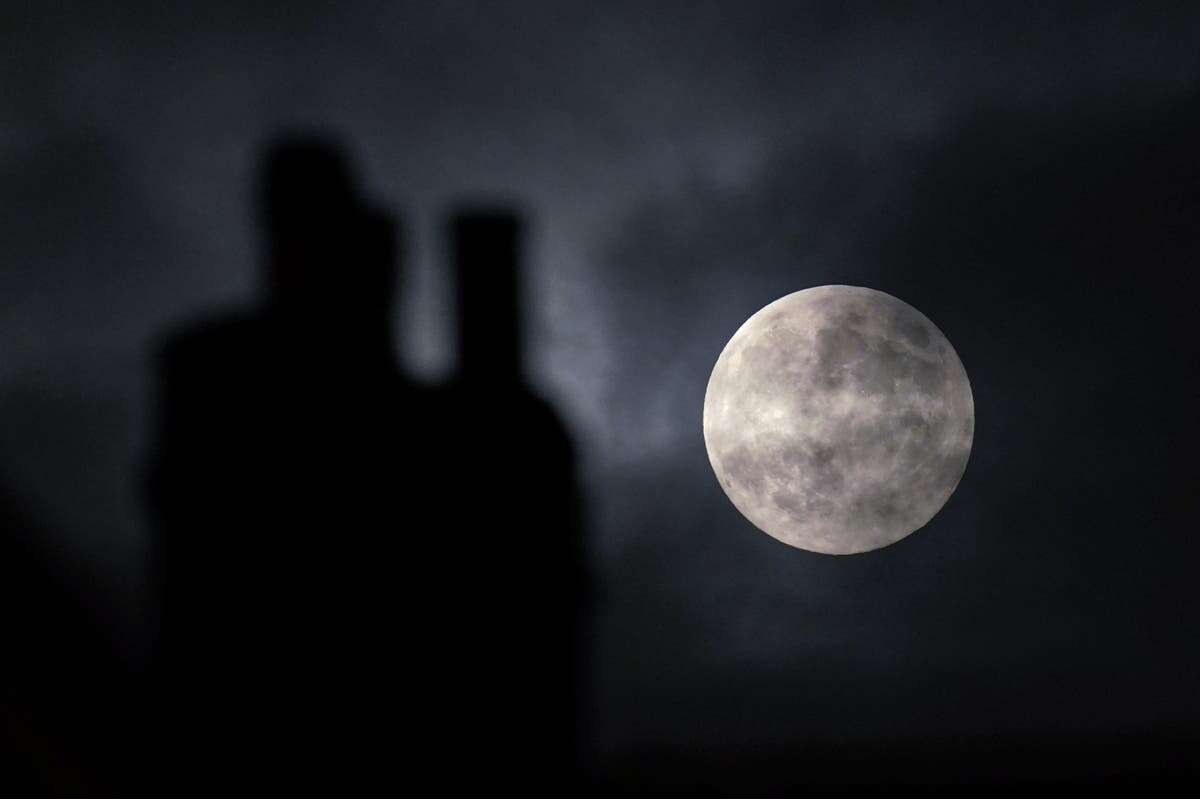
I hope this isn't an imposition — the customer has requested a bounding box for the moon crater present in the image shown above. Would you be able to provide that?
[703,285,973,554]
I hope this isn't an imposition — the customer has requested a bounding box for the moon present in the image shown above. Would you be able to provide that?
[703,285,973,554]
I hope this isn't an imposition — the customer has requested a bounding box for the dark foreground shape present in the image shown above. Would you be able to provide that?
[146,136,588,792]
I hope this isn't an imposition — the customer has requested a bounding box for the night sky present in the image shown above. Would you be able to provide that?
[4,1,1200,787]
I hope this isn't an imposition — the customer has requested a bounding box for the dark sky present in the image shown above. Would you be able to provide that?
[4,0,1200,769]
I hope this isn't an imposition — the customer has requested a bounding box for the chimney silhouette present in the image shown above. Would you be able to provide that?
[451,208,524,384]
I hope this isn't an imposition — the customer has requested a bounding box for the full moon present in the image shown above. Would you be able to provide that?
[703,285,973,554]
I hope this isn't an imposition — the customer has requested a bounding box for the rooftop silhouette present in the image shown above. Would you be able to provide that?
[145,134,589,793]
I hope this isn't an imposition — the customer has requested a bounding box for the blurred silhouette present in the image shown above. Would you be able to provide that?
[443,210,588,786]
[146,136,588,791]
[147,136,426,791]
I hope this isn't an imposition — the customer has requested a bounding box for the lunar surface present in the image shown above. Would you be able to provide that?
[703,285,973,554]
